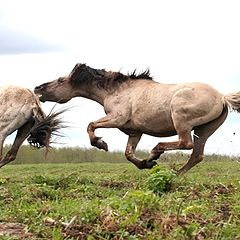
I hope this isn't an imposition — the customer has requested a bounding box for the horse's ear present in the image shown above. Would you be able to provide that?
[69,63,86,80]
[69,63,93,84]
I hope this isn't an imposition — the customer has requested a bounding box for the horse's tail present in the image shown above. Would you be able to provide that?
[27,106,66,149]
[223,91,240,113]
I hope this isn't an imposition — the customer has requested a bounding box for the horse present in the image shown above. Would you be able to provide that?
[0,85,65,168]
[34,64,240,174]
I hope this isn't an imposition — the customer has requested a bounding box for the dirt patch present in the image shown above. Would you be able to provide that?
[186,187,202,200]
[126,224,147,236]
[44,216,92,240]
[100,180,134,189]
[208,184,235,198]
[0,222,34,239]
[63,224,92,240]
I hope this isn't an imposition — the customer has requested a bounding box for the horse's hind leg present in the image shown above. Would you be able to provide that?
[177,133,206,174]
[177,107,228,174]
[148,130,193,163]
[147,102,203,165]
[0,119,34,168]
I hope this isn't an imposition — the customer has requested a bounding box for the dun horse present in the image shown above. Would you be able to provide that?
[34,64,240,174]
[0,85,65,168]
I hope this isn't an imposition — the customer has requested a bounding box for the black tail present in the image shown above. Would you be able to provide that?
[27,108,67,149]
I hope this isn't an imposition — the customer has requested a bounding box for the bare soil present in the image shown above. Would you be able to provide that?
[0,222,34,239]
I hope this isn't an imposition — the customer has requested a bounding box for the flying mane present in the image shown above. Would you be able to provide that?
[69,64,153,90]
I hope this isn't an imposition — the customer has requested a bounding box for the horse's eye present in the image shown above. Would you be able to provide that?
[58,78,65,83]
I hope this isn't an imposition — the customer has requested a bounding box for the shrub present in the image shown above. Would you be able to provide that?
[145,165,176,195]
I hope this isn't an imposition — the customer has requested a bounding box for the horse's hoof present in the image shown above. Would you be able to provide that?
[97,139,108,151]
[146,160,157,169]
[139,160,157,169]
[91,137,108,151]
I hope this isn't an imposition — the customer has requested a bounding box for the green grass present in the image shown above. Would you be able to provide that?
[0,159,240,239]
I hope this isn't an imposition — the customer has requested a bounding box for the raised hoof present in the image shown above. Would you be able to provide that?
[146,160,157,168]
[97,140,108,151]
[92,137,108,151]
[138,160,157,169]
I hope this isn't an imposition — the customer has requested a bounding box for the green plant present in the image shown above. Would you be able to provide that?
[145,165,176,195]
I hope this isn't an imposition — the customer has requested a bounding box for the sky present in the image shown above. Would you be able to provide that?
[1,0,240,156]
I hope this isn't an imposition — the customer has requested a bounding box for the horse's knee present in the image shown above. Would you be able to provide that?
[125,152,135,162]
[125,145,134,160]
[87,122,95,134]
[125,154,132,162]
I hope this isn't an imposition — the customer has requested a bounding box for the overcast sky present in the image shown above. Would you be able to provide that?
[1,0,240,155]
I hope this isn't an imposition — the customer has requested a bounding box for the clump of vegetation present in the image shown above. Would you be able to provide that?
[145,165,176,195]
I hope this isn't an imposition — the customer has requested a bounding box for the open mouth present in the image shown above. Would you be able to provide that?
[34,93,68,103]
[36,93,46,102]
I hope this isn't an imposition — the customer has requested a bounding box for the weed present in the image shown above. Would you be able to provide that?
[145,165,176,195]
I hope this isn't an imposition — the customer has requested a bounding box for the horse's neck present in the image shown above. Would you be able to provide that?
[76,85,107,105]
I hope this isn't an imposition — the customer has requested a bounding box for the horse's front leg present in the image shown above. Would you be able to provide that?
[87,113,128,151]
[125,134,157,169]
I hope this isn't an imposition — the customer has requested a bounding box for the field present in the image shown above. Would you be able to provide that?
[0,151,240,239]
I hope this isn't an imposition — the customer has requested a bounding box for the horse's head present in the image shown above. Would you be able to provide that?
[34,75,70,103]
[35,63,106,103]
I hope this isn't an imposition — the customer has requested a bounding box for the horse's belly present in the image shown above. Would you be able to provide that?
[143,129,177,137]
[121,112,176,137]
[120,125,177,137]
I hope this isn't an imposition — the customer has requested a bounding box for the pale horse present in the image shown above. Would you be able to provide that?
[0,85,64,168]
[34,64,240,174]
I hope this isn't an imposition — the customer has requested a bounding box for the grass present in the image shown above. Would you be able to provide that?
[0,159,239,239]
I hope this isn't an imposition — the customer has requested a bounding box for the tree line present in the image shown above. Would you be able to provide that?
[3,144,238,165]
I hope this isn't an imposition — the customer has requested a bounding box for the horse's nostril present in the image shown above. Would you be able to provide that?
[34,85,43,91]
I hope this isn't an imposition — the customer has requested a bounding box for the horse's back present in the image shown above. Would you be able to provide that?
[0,85,40,136]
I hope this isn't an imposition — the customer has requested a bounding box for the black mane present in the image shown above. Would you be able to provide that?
[128,69,153,80]
[69,64,153,90]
